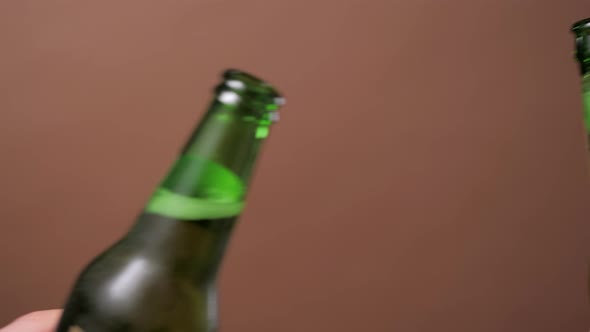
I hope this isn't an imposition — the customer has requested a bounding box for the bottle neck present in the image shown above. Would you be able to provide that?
[581,75,590,152]
[583,74,590,133]
[576,41,590,76]
[572,20,590,148]
[145,98,276,221]
[181,99,273,186]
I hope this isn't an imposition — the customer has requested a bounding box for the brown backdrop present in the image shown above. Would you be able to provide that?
[1,1,589,331]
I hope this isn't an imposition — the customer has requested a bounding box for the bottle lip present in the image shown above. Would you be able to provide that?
[219,69,284,100]
[572,17,590,34]
[214,69,285,116]
[572,19,590,75]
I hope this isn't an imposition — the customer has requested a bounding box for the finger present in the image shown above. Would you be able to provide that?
[0,310,63,332]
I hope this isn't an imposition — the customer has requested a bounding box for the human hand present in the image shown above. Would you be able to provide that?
[0,310,62,332]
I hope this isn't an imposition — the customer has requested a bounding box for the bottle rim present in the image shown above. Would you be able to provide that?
[572,17,590,34]
[214,69,285,115]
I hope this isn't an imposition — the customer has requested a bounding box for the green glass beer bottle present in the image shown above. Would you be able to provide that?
[572,17,590,306]
[54,69,285,332]
[572,18,590,144]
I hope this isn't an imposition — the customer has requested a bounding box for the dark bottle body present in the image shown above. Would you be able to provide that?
[57,214,234,332]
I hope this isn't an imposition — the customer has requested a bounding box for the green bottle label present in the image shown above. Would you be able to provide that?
[584,89,590,132]
[145,156,245,220]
